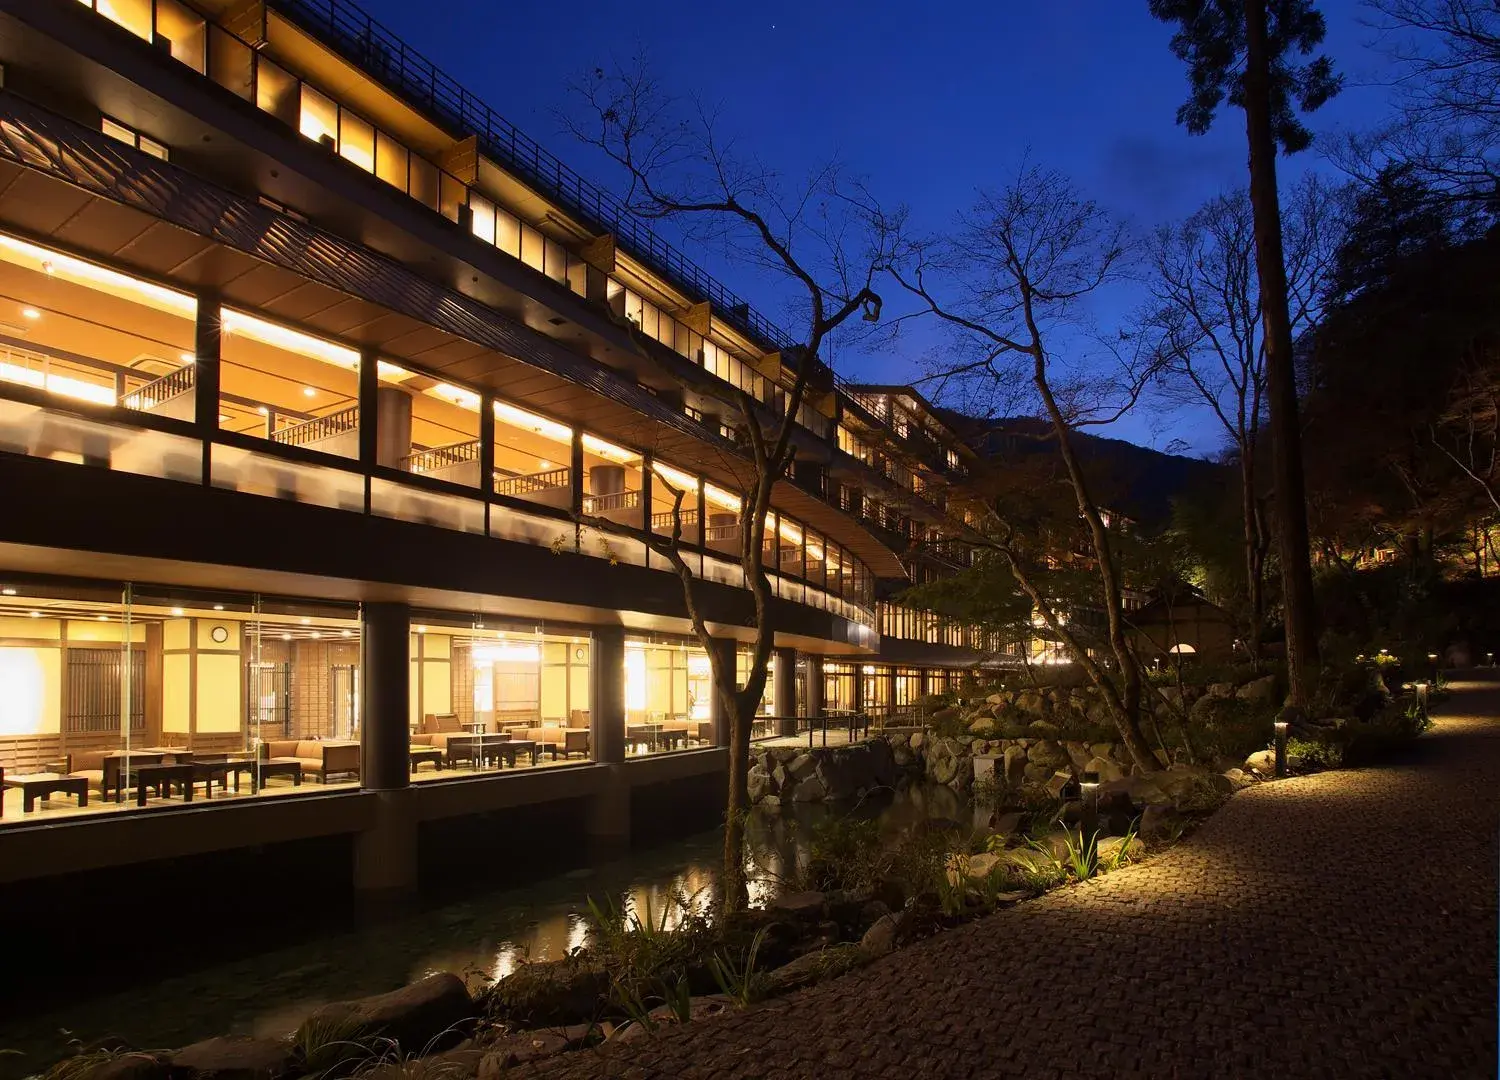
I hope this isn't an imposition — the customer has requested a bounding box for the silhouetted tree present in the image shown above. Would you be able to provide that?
[1149,0,1341,709]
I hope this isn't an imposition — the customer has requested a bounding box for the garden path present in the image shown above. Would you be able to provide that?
[517,672,1500,1079]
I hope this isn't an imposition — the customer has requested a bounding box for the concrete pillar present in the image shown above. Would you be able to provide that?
[194,291,220,482]
[355,601,414,896]
[590,465,625,496]
[361,601,411,791]
[852,664,866,717]
[585,765,631,854]
[805,654,824,720]
[374,388,413,469]
[591,626,625,764]
[774,646,798,736]
[708,637,736,748]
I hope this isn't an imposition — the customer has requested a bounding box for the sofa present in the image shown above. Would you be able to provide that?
[518,727,590,759]
[263,739,360,782]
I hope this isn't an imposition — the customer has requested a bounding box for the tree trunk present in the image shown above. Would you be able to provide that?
[1241,453,1265,665]
[720,695,750,913]
[1243,0,1319,707]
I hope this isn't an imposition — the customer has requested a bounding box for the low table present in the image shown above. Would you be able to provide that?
[496,739,539,768]
[136,762,197,806]
[5,772,89,813]
[234,758,303,793]
[409,746,444,772]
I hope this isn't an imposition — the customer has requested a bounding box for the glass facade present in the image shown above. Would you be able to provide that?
[624,637,714,755]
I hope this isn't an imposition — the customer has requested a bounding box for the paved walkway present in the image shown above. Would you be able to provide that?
[520,674,1500,1079]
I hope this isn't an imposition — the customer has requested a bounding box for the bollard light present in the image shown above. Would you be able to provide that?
[1415,681,1430,711]
[1080,768,1100,845]
[1428,652,1440,683]
[1487,652,1494,668]
[1273,721,1289,779]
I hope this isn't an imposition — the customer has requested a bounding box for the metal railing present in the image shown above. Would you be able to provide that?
[650,507,699,531]
[403,438,479,474]
[583,488,640,514]
[269,0,798,355]
[495,466,570,497]
[271,404,358,448]
[121,363,195,412]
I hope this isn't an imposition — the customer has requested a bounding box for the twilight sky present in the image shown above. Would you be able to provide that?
[354,0,1404,458]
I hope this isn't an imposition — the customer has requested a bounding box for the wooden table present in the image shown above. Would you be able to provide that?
[5,772,89,813]
[135,762,197,806]
[409,746,445,772]
[496,739,539,768]
[447,733,511,769]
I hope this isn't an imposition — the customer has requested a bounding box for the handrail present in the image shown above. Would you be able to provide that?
[404,438,479,474]
[268,0,798,355]
[583,488,640,514]
[121,363,195,412]
[495,465,571,497]
[650,507,700,530]
[271,404,358,447]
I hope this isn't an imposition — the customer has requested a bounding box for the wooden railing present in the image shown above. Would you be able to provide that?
[404,438,479,474]
[271,405,358,448]
[121,363,195,412]
[583,489,640,514]
[495,466,570,497]
[650,507,699,531]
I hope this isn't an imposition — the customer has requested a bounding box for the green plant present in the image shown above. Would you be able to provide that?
[43,1047,157,1080]
[1055,829,1099,881]
[293,1014,381,1080]
[1009,846,1067,895]
[709,926,771,1007]
[1286,736,1343,771]
[1099,824,1140,872]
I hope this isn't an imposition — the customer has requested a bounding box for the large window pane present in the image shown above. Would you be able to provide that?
[493,399,572,509]
[625,638,711,755]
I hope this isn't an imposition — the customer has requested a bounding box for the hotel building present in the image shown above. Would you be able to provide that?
[0,0,1000,896]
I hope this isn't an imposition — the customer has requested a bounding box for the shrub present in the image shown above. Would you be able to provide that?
[1286,736,1343,772]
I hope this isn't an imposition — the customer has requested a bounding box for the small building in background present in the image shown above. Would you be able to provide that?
[1128,591,1239,663]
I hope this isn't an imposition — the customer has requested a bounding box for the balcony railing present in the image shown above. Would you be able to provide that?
[269,0,797,355]
[495,466,570,497]
[404,438,479,474]
[121,363,195,412]
[583,489,640,514]
[651,507,699,531]
[271,405,358,448]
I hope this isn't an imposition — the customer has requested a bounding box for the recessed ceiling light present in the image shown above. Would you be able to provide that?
[256,406,269,416]
[311,630,322,639]
[29,611,40,618]
[299,617,310,625]
[213,604,224,611]
[96,614,108,622]
[302,386,316,398]
[340,629,352,638]
[20,307,39,320]
[180,353,195,364]
[170,607,184,616]
[0,587,15,596]
[416,625,427,634]
[281,632,291,640]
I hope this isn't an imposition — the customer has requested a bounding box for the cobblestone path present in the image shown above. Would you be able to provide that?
[519,674,1500,1079]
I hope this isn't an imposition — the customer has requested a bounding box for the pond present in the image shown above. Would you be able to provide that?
[0,784,972,1077]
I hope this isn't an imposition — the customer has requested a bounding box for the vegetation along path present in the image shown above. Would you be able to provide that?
[521,674,1500,1079]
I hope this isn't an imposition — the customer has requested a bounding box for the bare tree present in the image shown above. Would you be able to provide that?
[1355,0,1500,209]
[565,63,886,910]
[1146,175,1344,661]
[887,164,1162,772]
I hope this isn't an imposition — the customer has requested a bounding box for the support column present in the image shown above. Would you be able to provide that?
[590,626,625,764]
[355,601,416,896]
[194,291,220,485]
[852,663,866,717]
[774,646,798,736]
[708,637,736,748]
[805,654,824,721]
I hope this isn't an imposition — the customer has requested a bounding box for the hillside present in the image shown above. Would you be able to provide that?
[935,412,1226,528]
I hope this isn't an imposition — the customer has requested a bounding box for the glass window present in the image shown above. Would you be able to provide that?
[496,208,522,259]
[625,639,712,754]
[581,434,643,531]
[218,308,360,460]
[469,194,496,246]
[255,59,299,127]
[404,376,482,486]
[299,84,339,148]
[338,111,376,173]
[651,460,700,545]
[492,399,573,509]
[97,0,152,41]
[154,0,207,73]
[375,130,409,191]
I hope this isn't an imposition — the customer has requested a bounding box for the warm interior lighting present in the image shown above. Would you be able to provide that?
[212,604,224,611]
[341,629,352,638]
[582,433,636,463]
[28,611,39,619]
[471,643,540,664]
[170,607,184,617]
[256,406,269,416]
[299,617,311,625]
[96,614,108,622]
[430,383,480,411]
[302,386,317,398]
[222,308,359,369]
[0,588,14,596]
[0,233,196,318]
[180,353,196,364]
[704,483,740,512]
[20,307,39,320]
[0,360,117,406]
[281,632,291,641]
[416,625,427,634]
[494,400,570,444]
[652,461,697,492]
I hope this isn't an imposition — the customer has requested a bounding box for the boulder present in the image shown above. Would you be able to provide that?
[968,716,997,737]
[763,944,867,994]
[1026,718,1061,737]
[1221,767,1252,790]
[1236,675,1279,708]
[1090,742,1116,762]
[892,744,914,768]
[1244,749,1277,777]
[860,913,902,957]
[909,731,925,752]
[1083,755,1125,783]
[301,974,474,1059]
[1204,682,1234,700]
[990,810,1024,836]
[787,753,818,781]
[1003,745,1028,786]
[747,764,772,803]
[1028,739,1068,770]
[1096,775,1170,810]
[94,1054,171,1080]
[772,764,789,789]
[483,960,608,1028]
[925,738,963,786]
[985,692,1006,706]
[790,776,826,802]
[1063,741,1093,771]
[171,1038,296,1080]
[1014,690,1047,716]
[945,851,1004,886]
[476,1030,573,1074]
[771,891,826,920]
[1022,763,1052,783]
[1139,802,1182,837]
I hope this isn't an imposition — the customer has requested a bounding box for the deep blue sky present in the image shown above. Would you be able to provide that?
[355,0,1402,457]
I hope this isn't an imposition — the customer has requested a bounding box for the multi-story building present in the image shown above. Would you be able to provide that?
[0,0,998,896]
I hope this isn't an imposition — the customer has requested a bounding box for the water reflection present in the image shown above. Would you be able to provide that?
[0,786,967,1077]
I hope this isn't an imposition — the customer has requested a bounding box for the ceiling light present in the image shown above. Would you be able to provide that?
[96,614,108,622]
[256,405,269,416]
[213,604,224,611]
[416,625,427,634]
[281,632,291,640]
[180,353,195,364]
[340,629,352,638]
[20,307,39,320]
[300,617,310,625]
[0,587,15,596]
[302,386,316,398]
[28,611,40,618]
[170,607,184,616]
[311,631,322,639]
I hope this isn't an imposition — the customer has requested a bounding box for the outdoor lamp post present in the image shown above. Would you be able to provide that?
[1415,681,1430,712]
[1428,652,1440,684]
[1080,768,1100,842]
[1273,721,1289,779]
[1487,651,1494,668]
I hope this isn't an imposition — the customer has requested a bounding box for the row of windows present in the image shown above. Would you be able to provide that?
[877,602,1004,653]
